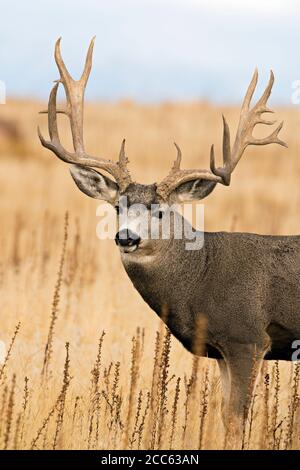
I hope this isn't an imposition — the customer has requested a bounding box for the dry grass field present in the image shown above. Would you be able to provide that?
[1,98,300,449]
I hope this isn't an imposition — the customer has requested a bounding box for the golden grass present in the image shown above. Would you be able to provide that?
[1,99,300,449]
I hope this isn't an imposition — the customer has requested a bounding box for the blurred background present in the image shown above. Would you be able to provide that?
[1,0,299,103]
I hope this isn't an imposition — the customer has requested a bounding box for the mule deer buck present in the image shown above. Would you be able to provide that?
[39,39,290,447]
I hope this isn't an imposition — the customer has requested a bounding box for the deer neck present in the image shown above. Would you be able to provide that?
[120,231,210,350]
[120,230,208,316]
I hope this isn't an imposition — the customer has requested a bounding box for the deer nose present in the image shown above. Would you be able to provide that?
[115,229,141,247]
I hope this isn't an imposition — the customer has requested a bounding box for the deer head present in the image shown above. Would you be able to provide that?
[39,38,286,255]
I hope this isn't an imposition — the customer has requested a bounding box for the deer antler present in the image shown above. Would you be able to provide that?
[157,70,287,200]
[38,37,132,192]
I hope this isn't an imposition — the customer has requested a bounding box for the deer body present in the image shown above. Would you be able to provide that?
[39,38,289,447]
[123,228,300,358]
[121,224,300,446]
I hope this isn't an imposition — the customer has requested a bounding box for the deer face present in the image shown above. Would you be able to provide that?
[114,183,161,255]
[70,165,218,257]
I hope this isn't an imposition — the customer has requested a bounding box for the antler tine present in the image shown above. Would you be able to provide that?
[210,115,232,185]
[255,70,274,112]
[38,81,75,162]
[80,36,95,86]
[173,142,182,170]
[250,120,286,147]
[43,81,60,143]
[55,37,72,86]
[241,68,258,114]
[38,38,132,192]
[119,138,130,169]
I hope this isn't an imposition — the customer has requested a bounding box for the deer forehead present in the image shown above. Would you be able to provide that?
[120,183,160,208]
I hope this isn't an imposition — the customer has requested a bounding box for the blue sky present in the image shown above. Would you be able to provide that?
[0,0,299,103]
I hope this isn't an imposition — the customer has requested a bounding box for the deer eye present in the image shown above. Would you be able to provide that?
[115,205,120,214]
[153,209,164,219]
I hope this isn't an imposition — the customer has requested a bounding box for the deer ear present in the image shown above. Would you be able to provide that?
[169,179,217,203]
[69,164,119,204]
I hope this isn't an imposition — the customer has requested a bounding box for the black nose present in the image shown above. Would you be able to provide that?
[115,229,141,247]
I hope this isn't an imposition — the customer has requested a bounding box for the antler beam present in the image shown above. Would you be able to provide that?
[38,38,132,192]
